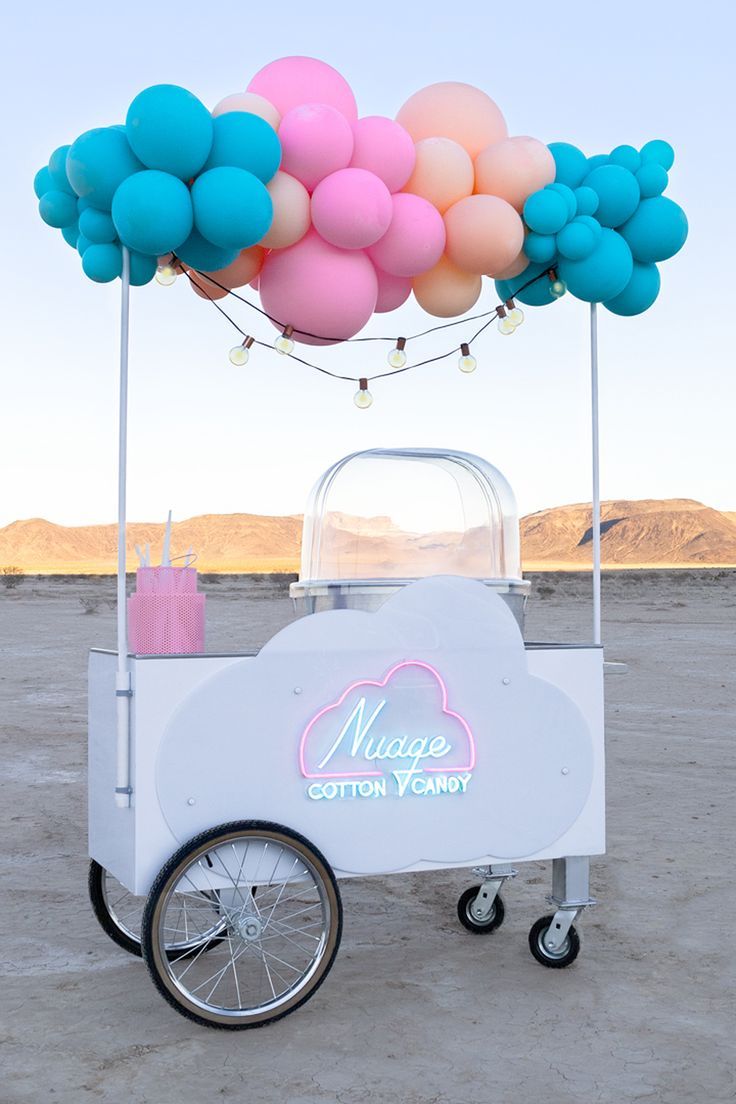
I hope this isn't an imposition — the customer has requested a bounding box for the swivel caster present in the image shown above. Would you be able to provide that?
[457,886,505,934]
[528,913,580,968]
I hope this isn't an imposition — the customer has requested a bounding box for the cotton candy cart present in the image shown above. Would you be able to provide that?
[89,437,606,1029]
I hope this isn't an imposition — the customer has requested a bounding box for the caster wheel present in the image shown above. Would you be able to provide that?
[457,886,505,934]
[528,914,580,968]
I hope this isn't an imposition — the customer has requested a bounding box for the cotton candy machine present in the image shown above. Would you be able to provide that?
[290,448,530,629]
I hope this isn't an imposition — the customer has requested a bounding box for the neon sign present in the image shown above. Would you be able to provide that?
[299,661,475,801]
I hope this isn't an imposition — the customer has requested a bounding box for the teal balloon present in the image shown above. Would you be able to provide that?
[604,261,660,316]
[548,142,588,188]
[523,188,568,235]
[609,144,641,173]
[79,207,117,244]
[77,233,92,256]
[495,261,556,307]
[175,228,239,272]
[547,182,576,221]
[558,228,633,302]
[587,154,609,171]
[126,84,213,181]
[112,170,193,255]
[524,232,557,264]
[82,242,122,283]
[77,196,93,214]
[33,166,53,199]
[618,196,688,262]
[640,139,674,171]
[204,112,281,182]
[39,189,78,228]
[583,165,640,228]
[191,166,273,250]
[48,146,76,195]
[574,186,599,216]
[556,217,600,261]
[61,221,79,248]
[128,251,157,286]
[636,163,668,198]
[67,127,143,210]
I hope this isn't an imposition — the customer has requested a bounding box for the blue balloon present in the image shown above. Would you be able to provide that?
[204,112,281,182]
[574,186,599,216]
[79,207,117,244]
[604,261,661,316]
[558,228,633,302]
[556,217,600,261]
[48,145,75,195]
[112,170,193,256]
[524,232,557,264]
[77,234,93,256]
[548,142,589,188]
[583,165,640,228]
[33,166,53,199]
[636,163,668,198]
[495,261,557,307]
[609,144,641,173]
[175,229,239,272]
[39,189,78,228]
[587,154,609,171]
[67,127,143,210]
[128,251,157,286]
[126,85,213,181]
[82,243,122,283]
[61,222,79,248]
[640,139,674,171]
[77,196,94,214]
[546,182,576,221]
[191,167,272,250]
[523,188,569,235]
[618,196,688,262]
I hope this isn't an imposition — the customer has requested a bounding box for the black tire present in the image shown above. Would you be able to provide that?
[528,914,581,968]
[88,859,143,957]
[142,820,342,1030]
[457,886,505,934]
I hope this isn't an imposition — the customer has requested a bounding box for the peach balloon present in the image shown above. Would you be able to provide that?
[212,92,281,130]
[412,255,482,318]
[494,250,530,280]
[188,271,230,299]
[474,136,556,212]
[396,82,507,159]
[403,137,474,214]
[444,195,524,275]
[261,171,311,248]
[202,246,265,289]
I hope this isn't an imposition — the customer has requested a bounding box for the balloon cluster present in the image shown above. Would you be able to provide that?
[34,56,688,340]
[496,140,688,316]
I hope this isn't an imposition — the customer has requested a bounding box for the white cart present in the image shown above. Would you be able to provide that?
[88,447,604,1029]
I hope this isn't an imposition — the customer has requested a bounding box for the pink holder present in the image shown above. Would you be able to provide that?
[127,567,205,654]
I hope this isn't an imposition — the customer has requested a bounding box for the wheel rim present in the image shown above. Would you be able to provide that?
[148,830,338,1024]
[101,869,145,943]
[466,898,496,926]
[537,925,571,960]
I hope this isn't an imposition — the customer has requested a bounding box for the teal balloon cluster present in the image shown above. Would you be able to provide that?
[496,139,688,316]
[34,84,280,284]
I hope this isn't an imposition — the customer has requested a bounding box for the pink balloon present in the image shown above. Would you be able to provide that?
[444,194,524,275]
[279,103,354,192]
[396,82,507,159]
[261,171,311,249]
[474,136,556,212]
[367,193,446,278]
[212,92,281,130]
[259,229,378,345]
[247,56,358,122]
[350,116,416,193]
[373,267,412,313]
[312,168,392,249]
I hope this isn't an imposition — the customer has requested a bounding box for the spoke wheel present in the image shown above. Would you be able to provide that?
[141,821,342,1030]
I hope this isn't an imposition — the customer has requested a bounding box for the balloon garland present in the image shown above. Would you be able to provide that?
[34,55,688,402]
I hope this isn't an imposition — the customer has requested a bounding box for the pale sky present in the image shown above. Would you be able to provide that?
[2,0,733,527]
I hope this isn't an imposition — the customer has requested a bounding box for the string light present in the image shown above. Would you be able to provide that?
[458,343,477,373]
[274,325,295,354]
[548,269,567,299]
[388,336,407,368]
[155,263,177,286]
[505,298,524,327]
[228,336,255,365]
[354,378,373,408]
[497,305,516,336]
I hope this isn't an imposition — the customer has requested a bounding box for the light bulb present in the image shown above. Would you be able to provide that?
[229,336,254,366]
[506,301,524,327]
[497,314,516,335]
[458,343,477,373]
[354,379,373,408]
[388,336,407,368]
[549,273,567,299]
[275,325,295,354]
[155,264,177,286]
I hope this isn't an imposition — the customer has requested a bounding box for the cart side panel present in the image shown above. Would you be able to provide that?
[88,650,135,886]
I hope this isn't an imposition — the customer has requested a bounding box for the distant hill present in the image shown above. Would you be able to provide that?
[1,499,735,574]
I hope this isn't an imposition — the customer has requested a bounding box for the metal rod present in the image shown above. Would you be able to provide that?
[115,246,132,808]
[590,302,602,646]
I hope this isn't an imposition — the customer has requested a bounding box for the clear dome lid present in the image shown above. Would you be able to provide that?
[299,448,522,583]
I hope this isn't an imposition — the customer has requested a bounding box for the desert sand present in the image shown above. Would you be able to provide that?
[1,571,734,1103]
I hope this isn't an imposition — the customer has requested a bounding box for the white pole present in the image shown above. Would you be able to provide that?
[590,302,602,646]
[115,247,132,808]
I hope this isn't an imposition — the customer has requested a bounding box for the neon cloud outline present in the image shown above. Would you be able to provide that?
[298,659,476,779]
